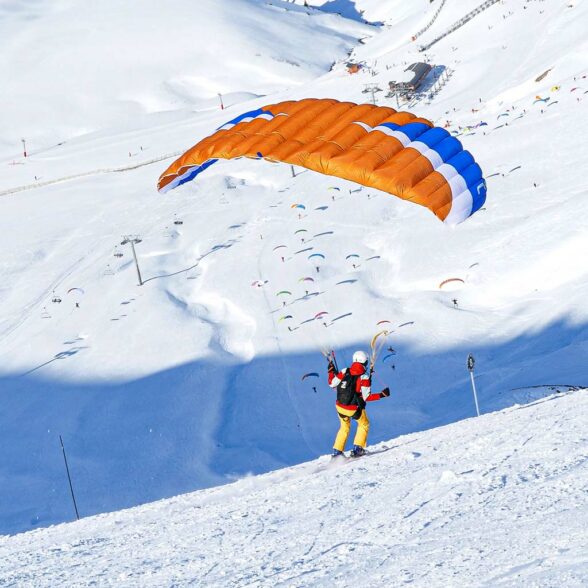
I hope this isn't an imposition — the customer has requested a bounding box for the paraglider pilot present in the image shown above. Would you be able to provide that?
[328,351,390,457]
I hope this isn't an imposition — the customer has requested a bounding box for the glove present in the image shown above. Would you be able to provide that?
[327,360,335,373]
[380,387,390,398]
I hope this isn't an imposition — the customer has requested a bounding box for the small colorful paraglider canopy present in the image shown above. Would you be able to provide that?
[438,277,465,289]
[299,276,315,282]
[278,315,293,322]
[346,254,360,260]
[308,253,325,260]
[157,98,486,226]
[276,290,292,296]
[67,287,84,295]
[314,311,329,320]
[273,245,287,251]
[291,203,306,210]
[301,372,320,381]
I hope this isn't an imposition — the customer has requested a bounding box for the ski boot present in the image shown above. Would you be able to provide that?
[349,445,366,458]
[331,449,345,459]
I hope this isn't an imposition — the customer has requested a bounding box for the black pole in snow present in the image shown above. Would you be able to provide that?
[59,435,80,521]
[467,354,481,417]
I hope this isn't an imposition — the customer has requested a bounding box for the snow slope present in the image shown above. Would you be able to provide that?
[0,0,371,156]
[1,390,587,586]
[0,0,587,538]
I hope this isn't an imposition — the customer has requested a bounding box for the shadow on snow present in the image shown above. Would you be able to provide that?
[0,318,586,535]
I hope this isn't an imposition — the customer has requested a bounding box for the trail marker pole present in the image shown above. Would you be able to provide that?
[21,138,27,158]
[121,235,143,286]
[467,354,481,417]
[290,164,296,178]
[59,435,80,521]
[218,93,224,110]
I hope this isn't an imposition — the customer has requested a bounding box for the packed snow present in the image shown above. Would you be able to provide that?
[0,0,587,583]
[1,390,587,586]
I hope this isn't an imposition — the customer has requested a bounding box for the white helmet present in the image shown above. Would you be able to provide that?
[352,350,368,365]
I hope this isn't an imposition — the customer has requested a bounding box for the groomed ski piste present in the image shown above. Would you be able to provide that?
[1,390,586,586]
[0,0,587,584]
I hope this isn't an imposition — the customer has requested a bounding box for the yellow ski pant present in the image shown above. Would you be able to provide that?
[333,406,370,451]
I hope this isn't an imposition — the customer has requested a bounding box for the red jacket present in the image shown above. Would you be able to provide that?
[328,361,384,410]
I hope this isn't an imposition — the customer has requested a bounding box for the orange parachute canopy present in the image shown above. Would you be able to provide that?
[158,98,486,225]
[439,277,465,290]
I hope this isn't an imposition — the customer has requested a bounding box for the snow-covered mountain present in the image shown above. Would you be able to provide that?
[0,0,586,562]
[1,389,587,586]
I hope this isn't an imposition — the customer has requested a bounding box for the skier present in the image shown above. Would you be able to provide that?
[327,350,390,458]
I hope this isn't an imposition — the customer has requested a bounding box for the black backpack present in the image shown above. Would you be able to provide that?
[336,369,364,409]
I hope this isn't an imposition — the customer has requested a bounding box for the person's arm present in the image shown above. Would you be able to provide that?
[359,375,374,400]
[328,365,345,387]
[365,385,390,401]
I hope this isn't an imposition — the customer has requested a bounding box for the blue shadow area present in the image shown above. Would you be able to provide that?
[315,1,384,26]
[0,318,586,535]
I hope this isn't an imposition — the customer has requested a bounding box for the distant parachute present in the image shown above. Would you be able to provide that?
[276,290,292,296]
[346,254,360,260]
[291,203,306,210]
[157,98,486,226]
[308,253,325,260]
[67,288,84,295]
[302,372,319,381]
[439,278,465,289]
